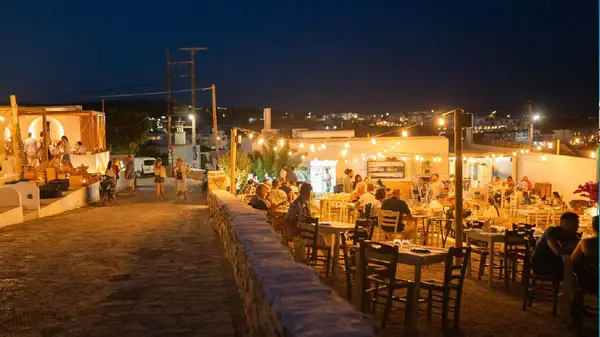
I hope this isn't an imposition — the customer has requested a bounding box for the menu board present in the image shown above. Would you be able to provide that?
[367,160,406,181]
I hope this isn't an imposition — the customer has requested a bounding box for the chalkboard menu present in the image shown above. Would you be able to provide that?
[367,160,406,181]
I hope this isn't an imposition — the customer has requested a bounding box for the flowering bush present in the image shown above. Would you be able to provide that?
[573,181,599,206]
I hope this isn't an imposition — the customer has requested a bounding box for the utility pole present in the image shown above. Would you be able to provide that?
[211,84,219,165]
[454,109,463,249]
[230,127,237,195]
[179,47,207,145]
[166,48,173,175]
[528,100,533,149]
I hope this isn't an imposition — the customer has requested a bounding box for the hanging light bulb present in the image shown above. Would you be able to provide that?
[536,145,542,151]
[401,157,407,162]
[279,138,285,146]
[299,142,305,148]
[438,117,445,126]
[353,158,357,163]
[491,153,496,158]
[371,138,376,145]
[341,149,348,157]
[248,133,253,139]
[344,141,350,148]
[258,137,264,144]
[525,149,530,153]
[321,143,326,149]
[344,159,348,164]
[512,151,517,156]
[377,152,383,158]
[520,149,525,154]
[310,144,316,152]
[419,157,424,162]
[301,155,306,160]
[383,149,387,153]
[361,153,365,157]
[273,146,278,151]
[463,156,467,161]
[362,157,366,161]
[402,130,408,137]
[415,155,420,160]
[288,151,292,156]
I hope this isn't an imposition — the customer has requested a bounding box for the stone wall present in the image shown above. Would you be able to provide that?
[207,190,375,337]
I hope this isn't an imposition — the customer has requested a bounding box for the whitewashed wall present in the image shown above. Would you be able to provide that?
[517,153,598,202]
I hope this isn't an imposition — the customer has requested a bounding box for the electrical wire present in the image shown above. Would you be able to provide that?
[99,87,212,99]
[39,80,164,100]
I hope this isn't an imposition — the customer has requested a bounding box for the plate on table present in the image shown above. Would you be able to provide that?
[410,248,431,254]
[319,223,331,227]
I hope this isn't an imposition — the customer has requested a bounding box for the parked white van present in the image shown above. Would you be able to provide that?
[134,157,156,178]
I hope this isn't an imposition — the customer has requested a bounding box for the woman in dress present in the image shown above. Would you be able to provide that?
[153,158,167,199]
[173,158,191,200]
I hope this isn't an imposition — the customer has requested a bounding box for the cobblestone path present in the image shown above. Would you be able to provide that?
[0,179,247,337]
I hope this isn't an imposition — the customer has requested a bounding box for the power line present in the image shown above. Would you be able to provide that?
[41,80,163,100]
[99,87,212,99]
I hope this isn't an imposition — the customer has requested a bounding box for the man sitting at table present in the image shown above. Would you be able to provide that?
[381,189,415,239]
[357,183,376,205]
[428,194,446,214]
[270,179,288,205]
[532,211,580,280]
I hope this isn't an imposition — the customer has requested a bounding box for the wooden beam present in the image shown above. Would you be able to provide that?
[9,96,23,176]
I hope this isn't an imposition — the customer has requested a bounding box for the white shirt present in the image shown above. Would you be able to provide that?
[24,137,37,155]
[370,199,382,217]
[483,205,500,219]
[429,180,444,199]
[280,169,287,182]
[357,192,375,205]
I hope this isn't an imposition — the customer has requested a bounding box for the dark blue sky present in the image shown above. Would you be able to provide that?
[1,1,597,115]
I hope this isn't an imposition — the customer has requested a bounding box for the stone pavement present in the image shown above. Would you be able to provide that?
[0,179,248,337]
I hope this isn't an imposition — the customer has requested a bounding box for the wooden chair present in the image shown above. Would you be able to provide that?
[341,230,369,304]
[420,247,472,329]
[376,210,400,241]
[571,271,599,334]
[296,217,332,276]
[359,240,412,328]
[500,229,534,288]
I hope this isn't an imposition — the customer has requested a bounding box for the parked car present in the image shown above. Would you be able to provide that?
[134,157,156,178]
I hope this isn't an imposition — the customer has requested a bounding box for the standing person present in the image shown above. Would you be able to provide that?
[280,164,288,183]
[322,168,332,192]
[124,155,135,197]
[61,135,71,157]
[287,166,299,185]
[153,158,167,199]
[428,173,444,202]
[23,132,38,166]
[353,174,363,190]
[104,159,117,191]
[343,169,354,193]
[520,176,533,191]
[173,158,191,201]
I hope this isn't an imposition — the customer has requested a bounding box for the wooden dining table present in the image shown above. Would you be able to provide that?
[465,229,505,288]
[313,221,356,277]
[354,243,448,329]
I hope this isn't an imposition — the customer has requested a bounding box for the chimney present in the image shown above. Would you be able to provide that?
[263,108,271,130]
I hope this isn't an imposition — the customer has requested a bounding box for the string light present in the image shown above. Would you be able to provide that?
[512,151,517,156]
[371,138,376,145]
[288,151,292,156]
[525,149,530,153]
[273,146,278,151]
[310,144,316,152]
[591,152,596,159]
[362,157,366,161]
[520,149,525,154]
[344,159,348,163]
[248,133,253,139]
[377,152,383,158]
[438,117,445,126]
[301,155,305,159]
[419,157,424,162]
[279,138,285,146]
[353,159,357,163]
[344,141,350,148]
[361,153,365,157]
[415,155,419,160]
[341,149,348,157]
[401,157,407,162]
[258,137,264,144]
[402,130,408,137]
[491,153,495,158]
[321,143,326,149]
[299,142,305,148]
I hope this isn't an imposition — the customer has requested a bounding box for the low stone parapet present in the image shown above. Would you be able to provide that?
[208,190,374,337]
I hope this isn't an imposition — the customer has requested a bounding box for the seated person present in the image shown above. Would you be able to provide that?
[248,184,285,212]
[571,216,598,294]
[532,212,580,280]
[381,189,415,239]
[287,180,299,194]
[368,188,386,218]
[282,183,316,244]
[428,194,446,214]
[350,182,366,202]
[357,183,376,205]
[482,198,501,219]
[269,179,288,205]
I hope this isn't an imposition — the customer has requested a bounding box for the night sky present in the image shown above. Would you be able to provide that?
[1,1,597,116]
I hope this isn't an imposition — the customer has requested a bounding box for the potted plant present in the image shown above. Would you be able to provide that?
[573,181,599,217]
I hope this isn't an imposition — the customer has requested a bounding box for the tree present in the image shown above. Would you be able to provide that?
[252,145,307,180]
[219,151,253,192]
[105,108,152,154]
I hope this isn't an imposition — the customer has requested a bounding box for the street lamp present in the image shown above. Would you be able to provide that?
[188,114,196,145]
